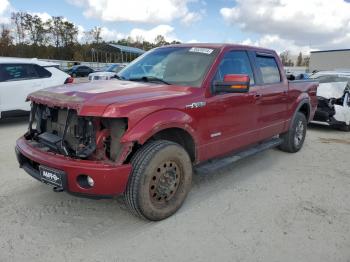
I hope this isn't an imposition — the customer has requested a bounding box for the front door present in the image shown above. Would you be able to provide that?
[199,50,260,161]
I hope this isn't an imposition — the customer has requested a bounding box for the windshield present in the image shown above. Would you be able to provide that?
[118,47,218,87]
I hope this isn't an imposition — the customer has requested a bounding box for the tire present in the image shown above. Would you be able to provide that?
[124,140,192,221]
[279,112,307,153]
[339,124,350,132]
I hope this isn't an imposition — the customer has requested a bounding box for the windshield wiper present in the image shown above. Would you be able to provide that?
[128,76,171,85]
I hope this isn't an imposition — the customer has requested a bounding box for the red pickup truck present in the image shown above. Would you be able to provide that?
[16,44,318,220]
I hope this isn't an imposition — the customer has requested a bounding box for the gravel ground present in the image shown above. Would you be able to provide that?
[0,118,349,262]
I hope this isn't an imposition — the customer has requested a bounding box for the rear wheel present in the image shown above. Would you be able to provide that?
[124,140,192,221]
[279,112,307,153]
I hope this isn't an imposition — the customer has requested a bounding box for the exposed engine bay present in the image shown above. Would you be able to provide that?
[314,81,350,127]
[25,103,127,161]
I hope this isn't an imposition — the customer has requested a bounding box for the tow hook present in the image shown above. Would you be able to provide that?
[53,187,64,192]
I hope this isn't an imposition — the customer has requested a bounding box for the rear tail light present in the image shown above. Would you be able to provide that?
[64,77,74,84]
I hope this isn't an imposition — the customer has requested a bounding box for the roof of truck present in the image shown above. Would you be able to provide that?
[158,43,276,53]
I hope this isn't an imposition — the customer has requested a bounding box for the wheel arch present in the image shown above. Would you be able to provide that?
[150,127,196,162]
[298,101,311,121]
[121,110,198,163]
[290,98,311,128]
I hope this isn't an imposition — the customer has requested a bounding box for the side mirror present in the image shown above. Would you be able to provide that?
[214,74,250,93]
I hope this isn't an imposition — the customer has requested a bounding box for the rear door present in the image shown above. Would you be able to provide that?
[0,63,44,113]
[252,53,289,140]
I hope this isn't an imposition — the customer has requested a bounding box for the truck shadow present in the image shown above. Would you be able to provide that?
[189,149,277,205]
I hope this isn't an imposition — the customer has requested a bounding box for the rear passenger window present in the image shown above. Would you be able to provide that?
[0,64,38,82]
[34,65,52,78]
[256,56,281,84]
[214,51,255,85]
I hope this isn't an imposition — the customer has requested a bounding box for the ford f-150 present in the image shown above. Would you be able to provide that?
[15,44,318,220]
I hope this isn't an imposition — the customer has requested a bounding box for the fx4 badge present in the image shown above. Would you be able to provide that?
[186,102,206,109]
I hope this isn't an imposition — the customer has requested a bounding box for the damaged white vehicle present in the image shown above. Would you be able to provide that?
[310,71,350,131]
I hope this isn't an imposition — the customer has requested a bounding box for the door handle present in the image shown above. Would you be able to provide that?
[254,93,262,99]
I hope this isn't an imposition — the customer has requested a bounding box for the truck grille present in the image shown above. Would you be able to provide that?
[28,103,96,158]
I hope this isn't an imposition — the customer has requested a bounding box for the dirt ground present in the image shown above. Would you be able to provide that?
[0,118,349,262]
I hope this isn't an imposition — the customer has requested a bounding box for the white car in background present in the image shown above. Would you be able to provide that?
[88,63,127,81]
[0,57,73,119]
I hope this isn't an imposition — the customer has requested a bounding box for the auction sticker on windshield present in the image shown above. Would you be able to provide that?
[189,47,214,54]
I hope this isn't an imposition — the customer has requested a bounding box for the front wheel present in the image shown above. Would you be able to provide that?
[124,140,192,221]
[279,112,307,153]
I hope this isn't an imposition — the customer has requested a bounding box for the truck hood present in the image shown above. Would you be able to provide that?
[28,80,193,116]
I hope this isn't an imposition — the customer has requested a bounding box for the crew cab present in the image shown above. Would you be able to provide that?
[15,44,318,220]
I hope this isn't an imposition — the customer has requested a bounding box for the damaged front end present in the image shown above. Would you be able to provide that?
[314,81,350,127]
[25,102,131,163]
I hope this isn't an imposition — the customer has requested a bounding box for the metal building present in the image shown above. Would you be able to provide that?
[309,49,350,72]
[91,43,146,63]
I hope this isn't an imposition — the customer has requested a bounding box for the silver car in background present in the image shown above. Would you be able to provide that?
[88,63,127,81]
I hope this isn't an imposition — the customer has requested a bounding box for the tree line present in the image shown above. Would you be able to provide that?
[0,11,309,66]
[280,50,310,67]
[0,11,180,62]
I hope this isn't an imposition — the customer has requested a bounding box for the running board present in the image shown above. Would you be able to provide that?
[194,137,283,174]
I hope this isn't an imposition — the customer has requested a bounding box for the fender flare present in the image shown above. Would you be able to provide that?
[120,110,198,146]
[289,98,311,129]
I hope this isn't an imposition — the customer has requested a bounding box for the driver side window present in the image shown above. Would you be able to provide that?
[214,51,255,85]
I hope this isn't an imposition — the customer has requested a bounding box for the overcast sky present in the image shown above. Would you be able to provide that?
[1,0,350,54]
